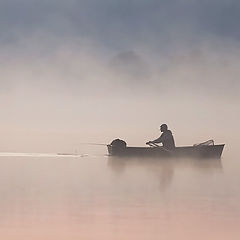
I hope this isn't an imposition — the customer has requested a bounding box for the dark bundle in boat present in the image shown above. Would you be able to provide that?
[107,139,224,159]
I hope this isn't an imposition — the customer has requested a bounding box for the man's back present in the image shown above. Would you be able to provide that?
[159,130,175,150]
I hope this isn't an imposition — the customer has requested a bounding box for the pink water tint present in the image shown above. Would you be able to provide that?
[0,154,239,239]
[1,205,239,240]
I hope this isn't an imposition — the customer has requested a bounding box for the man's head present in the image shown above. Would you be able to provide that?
[160,124,168,132]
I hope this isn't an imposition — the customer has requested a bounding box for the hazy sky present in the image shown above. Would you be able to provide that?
[1,0,240,46]
[0,0,239,152]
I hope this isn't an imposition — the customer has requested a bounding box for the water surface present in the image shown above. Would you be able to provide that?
[0,148,239,240]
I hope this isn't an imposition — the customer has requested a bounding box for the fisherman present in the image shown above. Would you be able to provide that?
[146,124,175,150]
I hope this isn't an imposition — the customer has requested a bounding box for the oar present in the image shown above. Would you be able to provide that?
[147,142,160,147]
[146,142,173,153]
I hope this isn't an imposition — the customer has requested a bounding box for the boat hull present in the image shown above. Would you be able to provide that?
[107,144,225,159]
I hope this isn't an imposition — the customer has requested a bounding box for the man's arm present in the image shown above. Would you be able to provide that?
[146,133,164,145]
[152,134,164,143]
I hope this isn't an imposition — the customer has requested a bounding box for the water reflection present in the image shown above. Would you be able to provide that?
[1,155,239,240]
[108,157,222,191]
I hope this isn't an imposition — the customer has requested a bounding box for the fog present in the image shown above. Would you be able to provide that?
[1,2,240,240]
[0,0,239,154]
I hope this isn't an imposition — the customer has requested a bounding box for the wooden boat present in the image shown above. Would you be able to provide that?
[107,140,224,159]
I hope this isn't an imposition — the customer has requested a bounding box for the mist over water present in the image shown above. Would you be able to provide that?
[0,153,240,240]
[1,40,239,153]
[1,0,240,239]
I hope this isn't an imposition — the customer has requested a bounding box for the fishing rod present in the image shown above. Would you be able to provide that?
[80,143,108,146]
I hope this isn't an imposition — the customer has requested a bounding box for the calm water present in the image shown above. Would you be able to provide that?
[0,147,239,240]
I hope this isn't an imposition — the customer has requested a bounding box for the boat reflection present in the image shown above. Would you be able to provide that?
[108,157,223,191]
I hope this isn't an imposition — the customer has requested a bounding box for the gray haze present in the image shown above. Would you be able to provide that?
[0,0,240,153]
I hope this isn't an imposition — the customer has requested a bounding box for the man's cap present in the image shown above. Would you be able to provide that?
[160,124,168,129]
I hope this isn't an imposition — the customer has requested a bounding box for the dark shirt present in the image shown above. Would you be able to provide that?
[153,130,175,150]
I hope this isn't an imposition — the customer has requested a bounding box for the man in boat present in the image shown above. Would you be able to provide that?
[146,124,175,150]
